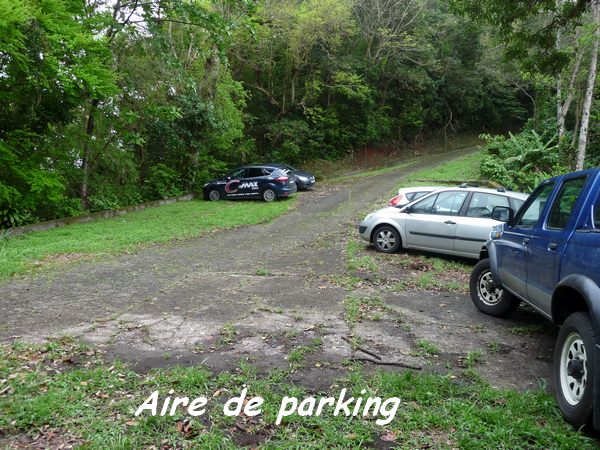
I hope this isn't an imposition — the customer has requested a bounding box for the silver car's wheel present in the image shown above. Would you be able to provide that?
[554,312,595,429]
[208,189,220,201]
[373,225,401,253]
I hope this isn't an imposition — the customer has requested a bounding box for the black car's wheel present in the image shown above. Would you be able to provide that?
[208,189,221,201]
[469,258,519,317]
[262,188,276,202]
[372,225,401,253]
[554,312,596,429]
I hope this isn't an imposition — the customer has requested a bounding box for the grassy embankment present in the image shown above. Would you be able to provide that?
[0,198,297,280]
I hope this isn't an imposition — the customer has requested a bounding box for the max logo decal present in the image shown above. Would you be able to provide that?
[225,180,259,194]
[225,179,240,193]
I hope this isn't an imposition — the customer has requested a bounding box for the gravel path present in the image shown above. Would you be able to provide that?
[0,148,555,392]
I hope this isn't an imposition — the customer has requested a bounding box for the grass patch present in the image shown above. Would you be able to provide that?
[254,268,272,276]
[389,253,471,292]
[346,233,378,273]
[415,340,440,357]
[218,323,238,346]
[0,340,594,449]
[343,296,388,325]
[287,338,322,366]
[0,198,297,279]
[326,160,416,184]
[396,151,483,191]
[509,324,547,335]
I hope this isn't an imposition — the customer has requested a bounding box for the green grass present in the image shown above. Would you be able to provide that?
[0,198,297,279]
[343,296,388,325]
[0,340,595,449]
[326,160,416,184]
[346,232,378,273]
[415,339,440,357]
[397,151,483,190]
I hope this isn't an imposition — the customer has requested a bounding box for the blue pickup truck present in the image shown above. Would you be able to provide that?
[469,168,600,430]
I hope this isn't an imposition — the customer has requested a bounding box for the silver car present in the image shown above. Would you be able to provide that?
[358,187,529,259]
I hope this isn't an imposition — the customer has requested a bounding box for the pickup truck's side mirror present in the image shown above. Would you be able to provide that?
[492,206,515,224]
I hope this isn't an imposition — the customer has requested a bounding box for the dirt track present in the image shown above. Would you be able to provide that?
[0,148,556,392]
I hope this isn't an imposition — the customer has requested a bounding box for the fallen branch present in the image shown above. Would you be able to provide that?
[350,357,422,371]
[342,336,382,360]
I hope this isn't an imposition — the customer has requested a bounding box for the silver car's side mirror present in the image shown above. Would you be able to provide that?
[402,205,412,213]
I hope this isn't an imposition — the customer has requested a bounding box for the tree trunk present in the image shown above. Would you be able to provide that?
[80,99,99,210]
[556,0,562,134]
[558,29,584,139]
[575,0,600,170]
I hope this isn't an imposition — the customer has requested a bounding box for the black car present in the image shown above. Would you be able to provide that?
[265,163,316,190]
[203,165,297,202]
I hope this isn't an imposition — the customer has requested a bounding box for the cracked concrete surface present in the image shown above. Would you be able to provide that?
[0,148,556,392]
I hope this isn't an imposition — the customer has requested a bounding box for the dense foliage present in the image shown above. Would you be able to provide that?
[0,0,541,227]
[452,0,599,191]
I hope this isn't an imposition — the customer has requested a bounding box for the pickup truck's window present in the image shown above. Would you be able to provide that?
[595,204,600,228]
[515,183,555,227]
[547,177,587,229]
[466,193,509,218]
[432,191,468,216]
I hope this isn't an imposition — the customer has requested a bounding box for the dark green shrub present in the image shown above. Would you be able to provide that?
[480,130,569,192]
[143,164,185,200]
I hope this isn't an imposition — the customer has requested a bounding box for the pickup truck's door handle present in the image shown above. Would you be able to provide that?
[523,238,530,245]
[548,242,558,251]
[444,220,456,225]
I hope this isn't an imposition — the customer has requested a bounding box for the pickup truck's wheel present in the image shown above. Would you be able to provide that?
[554,312,596,429]
[372,225,401,253]
[469,258,519,317]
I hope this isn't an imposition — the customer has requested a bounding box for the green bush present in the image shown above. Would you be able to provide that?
[143,164,185,200]
[480,130,569,192]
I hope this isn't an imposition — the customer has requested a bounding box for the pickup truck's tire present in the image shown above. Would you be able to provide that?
[554,312,596,429]
[469,258,519,317]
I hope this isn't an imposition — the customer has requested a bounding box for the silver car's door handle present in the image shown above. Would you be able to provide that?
[523,238,530,245]
[444,220,456,225]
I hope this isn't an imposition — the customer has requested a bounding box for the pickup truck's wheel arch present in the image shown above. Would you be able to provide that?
[469,258,520,317]
[371,224,402,253]
[554,312,596,429]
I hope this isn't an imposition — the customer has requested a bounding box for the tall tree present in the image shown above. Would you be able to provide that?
[576,0,600,169]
